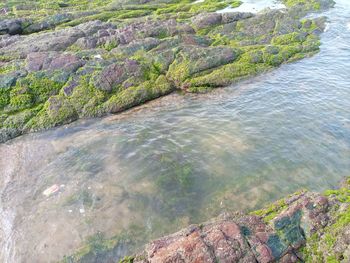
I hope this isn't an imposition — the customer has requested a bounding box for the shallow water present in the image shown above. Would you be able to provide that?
[1,0,350,262]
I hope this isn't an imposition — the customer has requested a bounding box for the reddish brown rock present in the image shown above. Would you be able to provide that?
[93,59,143,92]
[133,191,335,263]
[26,52,83,72]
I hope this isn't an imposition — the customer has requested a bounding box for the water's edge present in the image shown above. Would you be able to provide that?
[1,0,350,262]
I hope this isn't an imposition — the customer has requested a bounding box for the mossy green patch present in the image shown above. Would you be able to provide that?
[271,32,306,45]
[102,75,174,114]
[301,179,350,262]
[0,88,11,109]
[252,199,288,223]
[1,106,42,130]
[25,94,78,131]
[66,77,107,117]
[154,0,241,16]
[119,256,135,263]
[189,0,241,13]
[9,84,34,111]
[14,74,64,105]
[188,61,269,88]
[283,0,322,10]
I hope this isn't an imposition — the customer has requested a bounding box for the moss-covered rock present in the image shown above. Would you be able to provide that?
[282,0,335,11]
[25,94,78,131]
[301,179,350,262]
[102,75,174,114]
[167,46,238,86]
[0,0,335,142]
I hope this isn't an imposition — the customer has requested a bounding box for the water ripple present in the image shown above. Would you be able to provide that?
[1,0,350,262]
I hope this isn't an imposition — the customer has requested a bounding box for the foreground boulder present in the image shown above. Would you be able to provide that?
[62,178,349,263]
[129,179,350,263]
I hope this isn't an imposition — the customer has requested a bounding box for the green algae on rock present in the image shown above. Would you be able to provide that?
[0,0,335,143]
[282,0,335,11]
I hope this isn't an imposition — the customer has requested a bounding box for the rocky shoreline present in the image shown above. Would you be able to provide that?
[0,0,335,143]
[63,178,349,263]
[2,1,348,262]
[131,179,350,263]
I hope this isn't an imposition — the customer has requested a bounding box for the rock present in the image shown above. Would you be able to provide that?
[130,182,350,263]
[95,19,194,48]
[102,75,174,114]
[75,37,98,49]
[0,73,18,88]
[26,52,84,72]
[283,0,335,10]
[0,70,27,89]
[0,19,24,35]
[279,252,299,263]
[167,46,238,86]
[62,78,80,96]
[0,8,10,16]
[333,225,350,259]
[111,37,160,56]
[93,59,143,92]
[221,12,254,24]
[135,221,257,263]
[319,0,336,9]
[0,20,113,58]
[192,13,223,29]
[0,34,22,49]
[26,52,50,72]
[0,127,21,143]
[24,13,76,34]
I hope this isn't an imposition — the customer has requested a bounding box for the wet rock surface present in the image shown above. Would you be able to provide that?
[0,0,335,143]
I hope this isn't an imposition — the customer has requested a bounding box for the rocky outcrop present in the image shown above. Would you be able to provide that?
[0,0,335,143]
[0,20,113,58]
[0,19,24,35]
[128,179,350,263]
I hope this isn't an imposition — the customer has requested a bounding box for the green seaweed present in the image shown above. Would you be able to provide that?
[252,199,288,223]
[102,75,174,114]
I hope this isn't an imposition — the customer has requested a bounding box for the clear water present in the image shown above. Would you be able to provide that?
[1,0,350,262]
